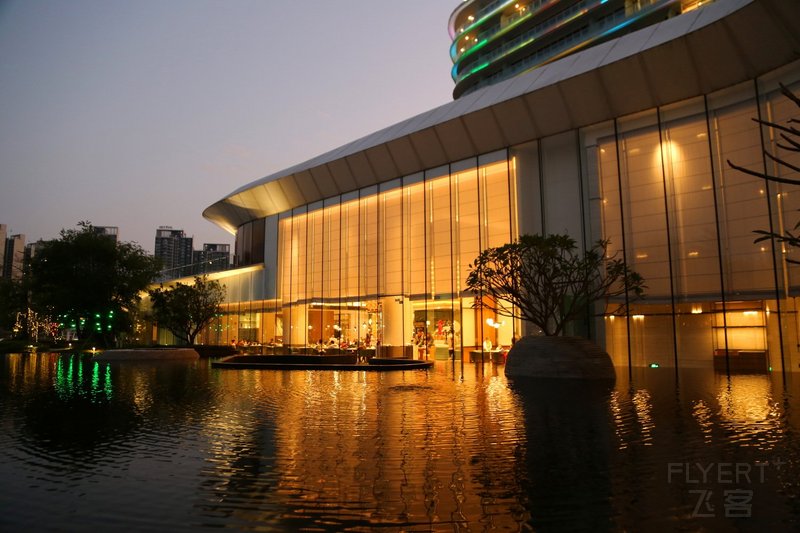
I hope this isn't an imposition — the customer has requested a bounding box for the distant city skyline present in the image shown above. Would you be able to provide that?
[0,1,455,253]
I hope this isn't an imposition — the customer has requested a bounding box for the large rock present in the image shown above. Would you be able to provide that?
[504,335,616,380]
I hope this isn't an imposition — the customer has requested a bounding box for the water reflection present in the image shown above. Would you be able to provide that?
[692,399,714,444]
[201,370,529,530]
[0,354,798,531]
[508,378,615,531]
[716,374,784,450]
[54,355,113,402]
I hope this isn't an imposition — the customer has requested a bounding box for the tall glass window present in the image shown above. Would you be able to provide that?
[379,180,405,357]
[263,158,513,361]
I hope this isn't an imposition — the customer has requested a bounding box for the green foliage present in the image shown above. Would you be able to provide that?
[28,221,161,346]
[148,275,226,345]
[728,83,800,260]
[466,234,645,336]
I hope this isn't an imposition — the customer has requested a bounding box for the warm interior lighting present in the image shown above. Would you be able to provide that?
[691,307,702,314]
[632,315,645,320]
[635,253,648,259]
[688,251,699,257]
[656,140,682,170]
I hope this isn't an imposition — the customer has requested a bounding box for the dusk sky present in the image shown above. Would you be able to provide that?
[0,1,456,253]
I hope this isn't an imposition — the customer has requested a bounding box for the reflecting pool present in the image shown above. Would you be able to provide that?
[1,353,798,531]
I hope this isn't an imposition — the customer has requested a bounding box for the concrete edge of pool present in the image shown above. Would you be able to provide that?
[212,355,434,371]
[94,348,200,361]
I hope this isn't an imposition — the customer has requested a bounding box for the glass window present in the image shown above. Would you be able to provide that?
[708,92,773,293]
[659,103,721,299]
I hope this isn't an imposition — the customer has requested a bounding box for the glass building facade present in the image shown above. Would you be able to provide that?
[195,155,519,363]
[184,0,800,373]
[188,72,800,373]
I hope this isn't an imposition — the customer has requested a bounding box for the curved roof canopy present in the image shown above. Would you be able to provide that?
[204,0,800,234]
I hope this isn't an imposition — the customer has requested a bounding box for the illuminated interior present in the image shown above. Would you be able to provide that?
[197,159,518,361]
[189,2,800,372]
[187,77,800,372]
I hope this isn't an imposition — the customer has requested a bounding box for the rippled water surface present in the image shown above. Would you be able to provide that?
[1,353,799,531]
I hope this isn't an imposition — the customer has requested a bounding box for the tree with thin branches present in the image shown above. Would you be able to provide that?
[727,83,800,258]
[466,233,645,337]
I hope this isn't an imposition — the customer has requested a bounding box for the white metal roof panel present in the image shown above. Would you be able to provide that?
[205,0,800,231]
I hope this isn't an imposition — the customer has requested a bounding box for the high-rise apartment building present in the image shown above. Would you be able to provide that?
[192,243,231,275]
[3,232,26,280]
[449,0,714,98]
[24,240,43,265]
[0,225,6,277]
[92,226,119,243]
[154,226,194,280]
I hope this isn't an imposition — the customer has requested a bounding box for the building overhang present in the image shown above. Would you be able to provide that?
[203,0,800,235]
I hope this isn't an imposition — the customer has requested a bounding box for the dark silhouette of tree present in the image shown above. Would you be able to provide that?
[28,221,161,346]
[148,275,225,345]
[0,277,27,338]
[466,234,645,336]
[728,83,800,261]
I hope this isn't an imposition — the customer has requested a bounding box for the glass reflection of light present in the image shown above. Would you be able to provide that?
[609,390,630,450]
[633,389,655,446]
[132,373,153,412]
[611,388,656,449]
[692,400,713,444]
[716,375,783,449]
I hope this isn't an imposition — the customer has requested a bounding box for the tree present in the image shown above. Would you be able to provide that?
[466,233,645,336]
[28,221,161,346]
[148,275,226,345]
[727,83,800,257]
[0,277,28,339]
